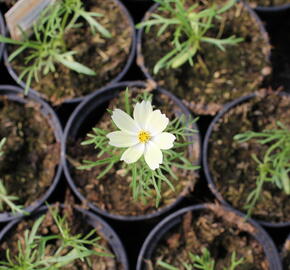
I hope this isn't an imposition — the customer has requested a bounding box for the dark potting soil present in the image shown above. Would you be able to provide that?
[247,0,290,7]
[139,0,270,115]
[0,204,122,270]
[67,87,199,217]
[208,92,290,223]
[0,97,60,212]
[149,205,269,270]
[283,239,290,269]
[7,0,133,104]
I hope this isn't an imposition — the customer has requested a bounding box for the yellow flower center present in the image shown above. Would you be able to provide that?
[138,131,151,143]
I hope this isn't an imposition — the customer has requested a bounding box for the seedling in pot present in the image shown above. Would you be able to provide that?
[234,121,290,216]
[0,0,111,94]
[0,137,26,215]
[136,0,243,74]
[0,206,113,269]
[79,89,199,206]
[157,248,244,270]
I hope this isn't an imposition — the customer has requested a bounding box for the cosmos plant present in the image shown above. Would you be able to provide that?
[79,89,198,206]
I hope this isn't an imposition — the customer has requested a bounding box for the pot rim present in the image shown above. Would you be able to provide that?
[136,203,282,270]
[252,2,290,12]
[0,85,63,223]
[202,91,290,228]
[2,0,137,105]
[0,204,129,270]
[62,80,201,222]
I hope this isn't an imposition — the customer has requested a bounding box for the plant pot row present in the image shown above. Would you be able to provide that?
[3,202,290,269]
[0,0,289,269]
[0,80,289,268]
[0,82,288,225]
[0,84,289,269]
[0,0,288,111]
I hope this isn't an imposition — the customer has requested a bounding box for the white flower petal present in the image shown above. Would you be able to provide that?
[112,109,140,135]
[133,100,153,129]
[121,143,145,164]
[144,141,163,170]
[106,131,139,147]
[152,132,176,150]
[146,110,169,136]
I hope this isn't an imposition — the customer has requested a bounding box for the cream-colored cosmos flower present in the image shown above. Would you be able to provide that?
[106,100,176,170]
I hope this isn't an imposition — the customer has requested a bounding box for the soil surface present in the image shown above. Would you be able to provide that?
[67,86,199,217]
[247,0,290,7]
[0,96,59,212]
[139,0,270,115]
[7,0,133,104]
[148,205,269,270]
[208,92,290,223]
[0,204,122,270]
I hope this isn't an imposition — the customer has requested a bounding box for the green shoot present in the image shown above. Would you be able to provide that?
[0,0,111,94]
[0,138,26,215]
[0,207,113,269]
[187,248,215,270]
[79,89,199,206]
[0,138,6,157]
[0,180,26,214]
[136,0,243,73]
[157,249,244,270]
[234,121,290,216]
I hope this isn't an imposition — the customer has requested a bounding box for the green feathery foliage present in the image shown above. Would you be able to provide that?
[0,138,26,215]
[157,249,244,270]
[79,89,199,206]
[136,0,243,73]
[0,206,113,269]
[0,0,111,94]
[234,121,290,216]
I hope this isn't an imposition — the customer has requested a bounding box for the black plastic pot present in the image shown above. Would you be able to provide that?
[136,1,270,115]
[3,0,136,105]
[136,204,282,270]
[0,12,5,61]
[251,2,290,13]
[0,85,62,222]
[0,205,129,269]
[62,81,201,222]
[203,91,290,228]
